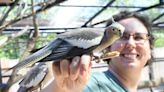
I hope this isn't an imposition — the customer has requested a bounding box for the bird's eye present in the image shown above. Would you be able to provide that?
[112,28,115,31]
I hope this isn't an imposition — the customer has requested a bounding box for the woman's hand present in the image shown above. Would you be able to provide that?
[52,55,92,92]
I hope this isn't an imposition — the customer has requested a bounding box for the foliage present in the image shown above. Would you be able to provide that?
[0,38,20,59]
[0,0,163,59]
[0,33,57,59]
[153,30,164,47]
[155,38,164,47]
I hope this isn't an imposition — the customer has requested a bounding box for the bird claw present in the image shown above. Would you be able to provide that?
[93,51,120,63]
[93,56,102,63]
[100,51,120,60]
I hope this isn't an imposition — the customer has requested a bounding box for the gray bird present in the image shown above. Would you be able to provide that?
[7,21,125,71]
[17,62,48,92]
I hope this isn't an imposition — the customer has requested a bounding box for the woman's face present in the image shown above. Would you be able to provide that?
[109,17,151,69]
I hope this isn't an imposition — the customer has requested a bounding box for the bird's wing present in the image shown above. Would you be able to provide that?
[40,41,76,61]
[8,39,62,71]
[40,28,105,62]
[19,63,48,88]
[58,28,105,49]
[17,86,27,92]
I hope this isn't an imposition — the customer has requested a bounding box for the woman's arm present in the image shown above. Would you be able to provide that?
[41,55,92,92]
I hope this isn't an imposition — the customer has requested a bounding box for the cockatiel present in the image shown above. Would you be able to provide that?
[7,21,125,71]
[17,62,48,92]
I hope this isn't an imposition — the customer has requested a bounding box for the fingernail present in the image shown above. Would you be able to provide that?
[80,65,85,76]
[81,55,91,64]
[72,56,80,68]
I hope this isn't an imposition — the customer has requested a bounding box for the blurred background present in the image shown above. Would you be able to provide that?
[0,0,163,92]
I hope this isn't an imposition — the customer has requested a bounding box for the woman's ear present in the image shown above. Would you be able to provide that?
[144,51,153,66]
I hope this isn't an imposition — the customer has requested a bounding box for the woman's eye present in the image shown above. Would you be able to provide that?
[134,36,144,40]
[121,34,129,40]
[121,36,129,40]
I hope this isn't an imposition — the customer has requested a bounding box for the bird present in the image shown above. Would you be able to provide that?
[7,21,125,71]
[17,62,48,92]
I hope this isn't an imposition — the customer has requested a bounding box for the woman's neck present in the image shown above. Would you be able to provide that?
[108,64,141,92]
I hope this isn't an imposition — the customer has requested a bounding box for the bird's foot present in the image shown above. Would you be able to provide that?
[93,51,120,63]
[100,51,120,60]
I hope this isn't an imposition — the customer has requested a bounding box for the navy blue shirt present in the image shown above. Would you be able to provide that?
[82,70,129,92]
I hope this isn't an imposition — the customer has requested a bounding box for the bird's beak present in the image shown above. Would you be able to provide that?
[120,31,124,37]
[120,26,125,37]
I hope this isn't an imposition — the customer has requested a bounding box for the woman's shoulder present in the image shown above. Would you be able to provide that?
[90,71,108,80]
[83,70,129,92]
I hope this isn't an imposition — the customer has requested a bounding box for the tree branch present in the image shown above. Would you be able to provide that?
[0,0,20,27]
[0,0,66,32]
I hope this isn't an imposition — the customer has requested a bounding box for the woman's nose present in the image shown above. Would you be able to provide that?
[125,36,136,49]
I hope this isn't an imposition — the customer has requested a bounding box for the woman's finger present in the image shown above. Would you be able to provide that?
[60,59,70,78]
[52,62,61,76]
[79,55,92,80]
[69,56,81,80]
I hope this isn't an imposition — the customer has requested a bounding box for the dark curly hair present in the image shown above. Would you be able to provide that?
[106,11,155,66]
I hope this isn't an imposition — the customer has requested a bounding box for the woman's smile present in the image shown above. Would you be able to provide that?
[120,52,140,61]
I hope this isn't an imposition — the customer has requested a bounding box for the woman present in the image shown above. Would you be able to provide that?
[41,11,154,92]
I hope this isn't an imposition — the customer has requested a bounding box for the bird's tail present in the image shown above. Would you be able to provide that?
[2,67,14,75]
[17,87,27,92]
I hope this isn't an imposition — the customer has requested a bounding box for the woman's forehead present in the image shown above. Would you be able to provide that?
[118,17,148,34]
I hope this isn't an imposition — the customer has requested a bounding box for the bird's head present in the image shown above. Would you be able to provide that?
[106,22,125,39]
[94,22,125,55]
[100,21,125,49]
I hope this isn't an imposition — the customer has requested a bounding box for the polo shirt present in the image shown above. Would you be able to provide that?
[82,70,129,92]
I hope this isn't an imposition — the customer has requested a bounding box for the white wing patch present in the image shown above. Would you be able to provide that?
[24,70,47,87]
[64,36,103,49]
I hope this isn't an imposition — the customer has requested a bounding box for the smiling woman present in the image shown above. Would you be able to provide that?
[109,17,151,73]
[41,11,155,92]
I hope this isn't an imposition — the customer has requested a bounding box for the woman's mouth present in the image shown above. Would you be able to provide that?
[120,53,140,60]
